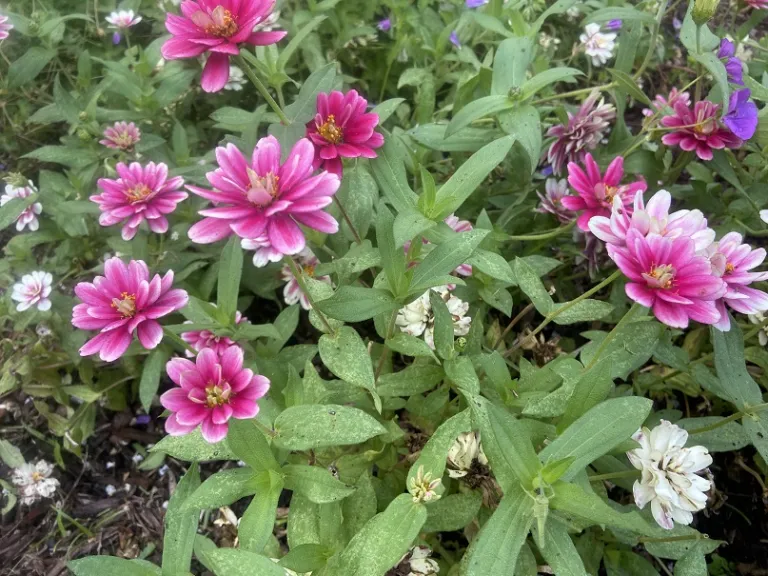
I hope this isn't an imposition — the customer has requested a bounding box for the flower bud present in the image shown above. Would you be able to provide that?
[692,0,720,26]
[3,172,29,188]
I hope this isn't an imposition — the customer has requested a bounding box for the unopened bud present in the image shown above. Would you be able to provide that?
[692,0,720,26]
[3,172,29,188]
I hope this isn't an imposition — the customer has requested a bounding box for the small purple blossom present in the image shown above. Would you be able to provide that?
[718,39,744,85]
[466,0,489,7]
[723,89,758,140]
[605,19,623,31]
[672,17,683,31]
[135,414,151,425]
[450,30,461,48]
[113,32,122,45]
[377,18,391,32]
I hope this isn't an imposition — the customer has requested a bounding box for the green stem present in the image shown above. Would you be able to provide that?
[688,402,768,435]
[633,0,666,80]
[588,469,640,482]
[284,256,335,333]
[585,302,643,370]
[233,54,290,125]
[504,221,575,242]
[375,311,399,383]
[532,83,615,106]
[334,196,363,244]
[163,328,199,356]
[52,506,94,538]
[639,534,709,544]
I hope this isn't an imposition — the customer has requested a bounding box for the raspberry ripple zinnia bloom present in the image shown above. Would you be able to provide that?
[609,229,726,328]
[92,162,188,241]
[187,137,341,256]
[160,346,270,443]
[0,15,13,40]
[72,258,189,362]
[306,90,384,177]
[580,23,616,67]
[1,181,42,232]
[536,178,575,223]
[12,271,53,312]
[280,248,332,310]
[106,10,142,44]
[100,121,141,150]
[181,309,246,355]
[161,0,287,93]
[642,88,690,118]
[707,232,768,331]
[628,420,712,530]
[546,91,616,175]
[563,153,646,231]
[660,99,742,161]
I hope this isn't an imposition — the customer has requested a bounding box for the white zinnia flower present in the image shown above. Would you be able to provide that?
[105,10,142,29]
[395,286,471,350]
[1,182,42,232]
[580,23,617,67]
[254,10,280,32]
[224,66,246,91]
[749,312,768,346]
[446,431,488,479]
[11,271,53,312]
[11,460,59,505]
[397,546,440,575]
[627,420,713,530]
[408,466,441,503]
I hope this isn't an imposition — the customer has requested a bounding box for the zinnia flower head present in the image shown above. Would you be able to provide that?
[546,91,616,175]
[160,346,270,443]
[106,10,142,44]
[589,190,714,251]
[306,90,384,177]
[187,137,341,256]
[580,23,617,67]
[161,0,287,93]
[408,465,442,503]
[241,234,284,267]
[100,121,141,150]
[72,258,189,362]
[627,420,712,530]
[642,88,691,118]
[12,271,53,313]
[609,229,726,328]
[707,232,768,331]
[181,309,246,356]
[394,547,440,576]
[537,178,575,223]
[12,461,59,506]
[660,99,742,161]
[395,286,471,349]
[447,431,488,479]
[746,0,768,9]
[722,88,758,140]
[717,38,744,85]
[1,181,42,232]
[92,162,188,241]
[280,248,332,310]
[563,154,646,231]
[0,15,13,40]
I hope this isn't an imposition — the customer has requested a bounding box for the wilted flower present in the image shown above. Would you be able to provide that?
[717,38,744,85]
[377,18,391,31]
[580,23,616,67]
[11,271,53,313]
[100,121,141,150]
[707,232,768,330]
[181,310,246,356]
[722,88,758,140]
[72,258,189,362]
[390,547,440,575]
[749,312,768,346]
[280,248,332,310]
[187,138,341,255]
[12,461,59,505]
[161,346,270,443]
[408,466,441,503]
[0,15,13,40]
[395,286,471,350]
[563,154,645,231]
[92,162,187,241]
[106,10,142,44]
[224,65,246,91]
[642,88,691,118]
[546,91,616,175]
[536,178,573,223]
[446,431,488,479]
[627,420,713,530]
[161,0,286,92]
[608,229,726,328]
[1,181,42,232]
[660,99,742,161]
[306,90,384,177]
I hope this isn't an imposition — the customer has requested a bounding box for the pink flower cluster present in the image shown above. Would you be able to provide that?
[591,191,768,330]
[181,310,245,356]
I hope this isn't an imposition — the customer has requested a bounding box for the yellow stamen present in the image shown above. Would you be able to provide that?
[205,383,230,408]
[317,114,343,144]
[126,184,152,203]
[111,292,137,318]
[205,7,238,37]
[725,262,735,274]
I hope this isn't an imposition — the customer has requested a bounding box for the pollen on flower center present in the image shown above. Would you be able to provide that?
[205,383,231,408]
[303,264,316,277]
[245,169,280,206]
[317,114,343,144]
[200,6,238,37]
[31,472,43,482]
[725,262,735,274]
[693,117,715,135]
[644,264,676,289]
[126,184,153,203]
[111,292,137,318]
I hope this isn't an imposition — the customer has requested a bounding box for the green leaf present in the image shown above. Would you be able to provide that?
[407,409,471,486]
[162,464,201,576]
[315,287,400,322]
[492,37,534,95]
[151,428,236,462]
[529,0,578,35]
[643,525,722,559]
[393,209,436,249]
[433,137,515,218]
[423,490,483,533]
[460,483,534,575]
[559,360,613,431]
[8,47,56,89]
[341,473,377,542]
[278,544,333,574]
[467,249,516,284]
[675,550,707,576]
[711,322,763,410]
[498,105,542,174]
[184,468,258,510]
[604,550,659,576]
[512,257,554,314]
[277,16,326,70]
[552,299,614,325]
[521,67,583,100]
[274,404,386,450]
[201,548,286,576]
[282,63,336,124]
[385,333,437,359]
[377,364,444,397]
[607,69,652,106]
[69,557,161,576]
[376,205,409,297]
[139,349,167,413]
[584,7,656,24]
[680,3,720,54]
[217,237,243,323]
[226,418,280,472]
[372,98,406,124]
[283,464,356,504]
[239,469,284,552]
[481,400,541,489]
[692,52,730,112]
[0,440,24,468]
[233,322,282,341]
[409,124,499,153]
[318,327,381,412]
[677,417,750,452]
[446,95,515,137]
[537,517,589,576]
[370,135,418,214]
[0,192,38,232]
[444,356,480,398]
[539,397,653,481]
[411,230,488,292]
[428,290,456,360]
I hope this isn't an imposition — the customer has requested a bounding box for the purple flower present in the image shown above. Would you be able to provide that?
[672,17,683,31]
[723,89,758,140]
[450,30,461,48]
[113,32,122,44]
[541,165,554,177]
[605,19,623,31]
[466,0,488,7]
[377,18,391,32]
[718,39,744,85]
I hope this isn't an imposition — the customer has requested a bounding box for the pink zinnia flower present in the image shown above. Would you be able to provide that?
[160,346,270,443]
[181,310,245,356]
[642,88,691,118]
[100,121,141,150]
[12,271,53,312]
[161,0,286,93]
[72,258,189,362]
[590,190,714,251]
[536,178,574,224]
[707,232,768,331]
[746,0,768,9]
[92,162,188,241]
[306,90,385,176]
[0,15,13,40]
[609,230,726,329]
[562,154,646,231]
[187,137,341,256]
[280,248,331,310]
[1,181,42,232]
[660,100,742,161]
[546,91,616,175]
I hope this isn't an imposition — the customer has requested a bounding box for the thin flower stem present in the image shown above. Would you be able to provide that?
[51,506,95,538]
[585,302,643,370]
[504,221,575,242]
[633,0,666,80]
[233,54,290,125]
[492,303,535,350]
[334,196,363,244]
[639,534,710,544]
[163,327,198,356]
[284,256,336,333]
[688,402,768,435]
[532,83,615,106]
[588,469,640,482]
[375,311,399,383]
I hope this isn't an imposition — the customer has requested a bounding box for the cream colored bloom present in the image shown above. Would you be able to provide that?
[395,286,471,350]
[409,466,441,503]
[580,23,616,67]
[11,460,59,505]
[446,431,488,479]
[749,312,768,346]
[627,420,712,530]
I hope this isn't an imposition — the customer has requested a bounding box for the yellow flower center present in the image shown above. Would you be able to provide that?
[31,472,44,482]
[303,264,316,277]
[111,292,137,318]
[126,184,152,203]
[693,117,715,135]
[205,383,230,408]
[725,262,735,274]
[317,114,343,144]
[603,184,618,202]
[245,169,280,206]
[649,264,675,289]
[113,131,136,149]
[204,6,238,38]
